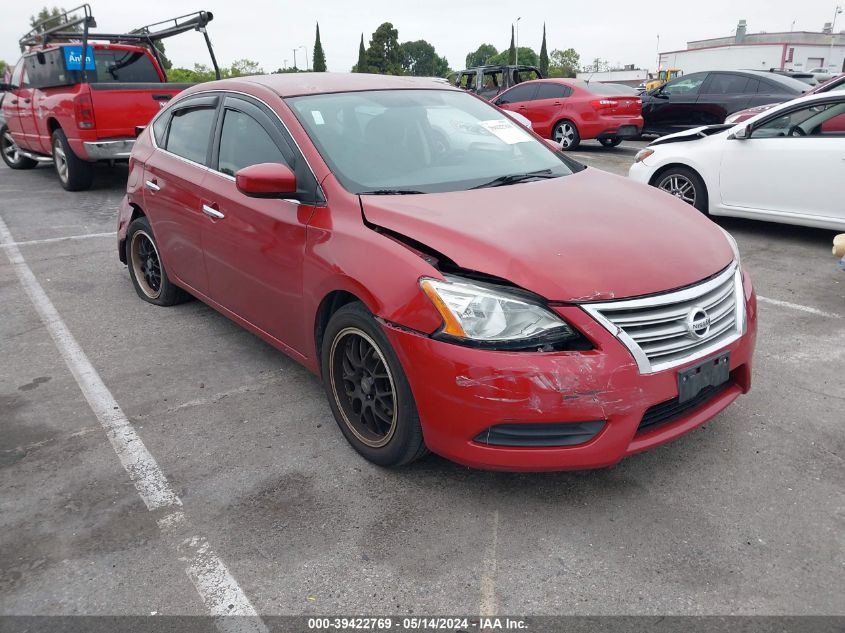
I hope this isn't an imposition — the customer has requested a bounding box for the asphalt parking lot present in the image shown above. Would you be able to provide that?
[1,140,843,621]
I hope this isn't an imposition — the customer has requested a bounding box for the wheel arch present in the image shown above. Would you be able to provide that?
[648,162,710,210]
[314,289,370,373]
[118,203,147,265]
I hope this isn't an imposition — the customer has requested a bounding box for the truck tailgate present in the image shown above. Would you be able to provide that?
[88,83,192,138]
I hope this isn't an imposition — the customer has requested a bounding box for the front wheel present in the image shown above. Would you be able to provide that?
[321,302,428,467]
[599,137,623,148]
[52,129,93,191]
[1,125,38,169]
[552,120,581,150]
[655,167,708,213]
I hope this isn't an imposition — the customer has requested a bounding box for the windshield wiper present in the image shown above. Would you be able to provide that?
[471,169,557,190]
[359,189,426,195]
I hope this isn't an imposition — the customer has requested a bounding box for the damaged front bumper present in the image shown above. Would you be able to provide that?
[383,280,757,472]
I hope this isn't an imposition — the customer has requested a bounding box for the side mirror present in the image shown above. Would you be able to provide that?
[730,124,752,140]
[235,163,298,199]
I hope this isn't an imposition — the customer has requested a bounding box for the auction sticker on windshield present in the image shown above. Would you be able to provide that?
[478,119,531,144]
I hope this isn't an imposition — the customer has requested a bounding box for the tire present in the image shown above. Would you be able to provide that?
[321,302,428,467]
[125,216,190,306]
[599,137,623,148]
[552,120,581,150]
[653,166,708,214]
[51,128,93,191]
[1,125,38,169]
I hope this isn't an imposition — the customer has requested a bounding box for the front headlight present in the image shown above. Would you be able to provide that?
[419,276,577,348]
[634,148,654,163]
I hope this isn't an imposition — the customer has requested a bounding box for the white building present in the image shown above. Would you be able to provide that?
[575,68,648,87]
[659,20,845,75]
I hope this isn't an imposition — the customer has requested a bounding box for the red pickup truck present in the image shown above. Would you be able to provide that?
[0,5,217,191]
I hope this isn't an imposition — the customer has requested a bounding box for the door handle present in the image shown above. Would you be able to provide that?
[144,180,160,192]
[9,99,17,105]
[202,204,225,220]
[23,98,31,104]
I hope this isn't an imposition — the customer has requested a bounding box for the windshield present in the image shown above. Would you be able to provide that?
[286,89,573,194]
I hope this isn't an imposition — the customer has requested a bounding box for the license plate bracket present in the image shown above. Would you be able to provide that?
[677,352,730,404]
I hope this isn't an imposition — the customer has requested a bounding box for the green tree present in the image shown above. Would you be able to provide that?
[508,25,516,65]
[0,60,9,78]
[354,34,367,72]
[465,44,498,68]
[539,24,549,76]
[167,59,263,83]
[313,22,327,72]
[487,47,538,67]
[29,6,81,33]
[151,40,172,71]
[547,48,581,78]
[401,40,449,77]
[228,59,263,76]
[366,22,402,75]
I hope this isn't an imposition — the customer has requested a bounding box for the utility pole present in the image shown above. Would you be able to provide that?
[300,45,309,71]
[292,48,298,70]
[515,16,521,66]
[830,5,842,72]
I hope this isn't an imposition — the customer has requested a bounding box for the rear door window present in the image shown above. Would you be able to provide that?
[535,83,572,100]
[478,70,503,98]
[165,106,216,165]
[703,74,750,95]
[496,83,538,105]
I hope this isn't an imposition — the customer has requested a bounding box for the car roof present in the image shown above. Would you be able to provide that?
[199,72,458,97]
[728,70,810,92]
[743,90,845,122]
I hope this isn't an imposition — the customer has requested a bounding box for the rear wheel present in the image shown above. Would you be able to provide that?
[52,128,93,191]
[1,125,37,169]
[655,166,708,213]
[599,137,623,148]
[321,302,428,467]
[125,216,189,306]
[552,120,581,150]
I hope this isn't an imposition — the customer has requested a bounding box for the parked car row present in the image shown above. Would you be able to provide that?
[630,91,845,231]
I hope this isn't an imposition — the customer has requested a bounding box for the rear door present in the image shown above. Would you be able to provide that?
[143,94,219,296]
[477,69,504,100]
[528,83,572,137]
[719,96,845,223]
[200,94,320,352]
[5,58,38,151]
[696,73,756,123]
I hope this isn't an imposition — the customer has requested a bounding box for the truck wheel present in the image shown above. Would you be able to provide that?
[51,129,93,191]
[1,125,38,169]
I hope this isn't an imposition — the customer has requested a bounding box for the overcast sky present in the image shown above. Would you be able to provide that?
[2,0,840,73]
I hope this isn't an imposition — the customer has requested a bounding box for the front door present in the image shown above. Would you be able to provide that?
[720,96,845,223]
[200,95,314,353]
[643,72,709,133]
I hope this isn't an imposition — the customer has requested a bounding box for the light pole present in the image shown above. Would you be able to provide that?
[515,17,521,66]
[283,58,288,70]
[830,5,842,72]
[292,48,298,70]
[299,46,309,71]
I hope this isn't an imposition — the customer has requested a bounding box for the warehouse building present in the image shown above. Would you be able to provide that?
[659,20,845,75]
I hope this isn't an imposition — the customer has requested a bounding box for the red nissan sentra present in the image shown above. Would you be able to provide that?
[117,74,757,471]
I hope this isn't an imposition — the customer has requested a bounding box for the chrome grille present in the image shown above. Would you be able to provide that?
[582,264,745,374]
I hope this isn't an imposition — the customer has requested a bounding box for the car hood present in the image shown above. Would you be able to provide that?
[360,169,734,302]
[650,124,736,146]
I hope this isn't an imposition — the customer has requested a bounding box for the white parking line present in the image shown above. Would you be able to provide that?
[479,509,499,618]
[0,231,115,248]
[757,295,842,319]
[0,214,267,632]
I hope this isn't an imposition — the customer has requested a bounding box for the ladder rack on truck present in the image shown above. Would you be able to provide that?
[19,4,221,80]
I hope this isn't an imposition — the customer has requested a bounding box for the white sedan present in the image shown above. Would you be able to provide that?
[629,92,845,231]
